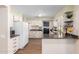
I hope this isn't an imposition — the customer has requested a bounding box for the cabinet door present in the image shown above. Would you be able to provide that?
[14,14,22,21]
[29,31,35,38]
[8,38,15,54]
[29,31,42,38]
[12,37,19,53]
[15,37,19,50]
[8,36,19,54]
[9,13,13,27]
[35,31,42,38]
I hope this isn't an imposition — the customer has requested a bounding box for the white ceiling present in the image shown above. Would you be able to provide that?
[11,5,65,17]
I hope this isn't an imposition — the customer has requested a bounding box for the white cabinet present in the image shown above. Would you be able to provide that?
[13,14,22,22]
[14,22,29,49]
[35,31,43,38]
[0,6,23,54]
[29,31,43,38]
[8,36,19,54]
[9,13,23,27]
[9,13,14,27]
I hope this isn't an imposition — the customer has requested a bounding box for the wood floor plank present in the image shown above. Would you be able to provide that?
[16,38,42,54]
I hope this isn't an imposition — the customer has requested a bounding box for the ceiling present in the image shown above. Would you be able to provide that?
[11,5,65,17]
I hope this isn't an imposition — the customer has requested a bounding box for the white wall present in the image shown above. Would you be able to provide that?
[23,17,53,29]
[73,6,79,36]
[0,6,8,53]
[28,20,42,29]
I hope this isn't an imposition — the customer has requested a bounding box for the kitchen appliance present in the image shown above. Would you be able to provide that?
[43,28,49,34]
[10,29,15,34]
[10,30,15,37]
[14,21,29,49]
[10,27,15,37]
[43,21,49,38]
[43,21,49,26]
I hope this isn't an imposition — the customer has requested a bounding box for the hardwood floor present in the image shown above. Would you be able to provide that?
[16,38,42,54]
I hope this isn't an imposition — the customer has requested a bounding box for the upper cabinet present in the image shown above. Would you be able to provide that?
[13,14,23,22]
[9,13,22,27]
[8,5,23,27]
[9,13,14,27]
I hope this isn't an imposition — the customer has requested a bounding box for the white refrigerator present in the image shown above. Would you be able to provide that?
[14,21,29,49]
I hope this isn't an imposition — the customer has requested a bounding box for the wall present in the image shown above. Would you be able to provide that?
[23,17,53,30]
[73,6,79,36]
[10,6,23,22]
[28,20,42,29]
[73,6,79,53]
[0,6,8,53]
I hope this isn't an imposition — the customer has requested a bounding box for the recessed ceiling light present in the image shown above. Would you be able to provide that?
[38,13,43,17]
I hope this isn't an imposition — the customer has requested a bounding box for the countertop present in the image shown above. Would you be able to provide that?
[10,34,20,38]
[30,29,42,31]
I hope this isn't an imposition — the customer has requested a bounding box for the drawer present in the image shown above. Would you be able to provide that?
[13,38,17,41]
[8,48,17,54]
[9,48,18,54]
[9,44,17,50]
[13,42,17,44]
[13,45,17,48]
[8,37,19,54]
[9,39,17,44]
[13,44,18,49]
[8,50,14,54]
[13,48,18,53]
[8,41,17,47]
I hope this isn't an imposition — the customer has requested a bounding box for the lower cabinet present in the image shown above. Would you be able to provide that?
[8,36,19,54]
[29,31,43,38]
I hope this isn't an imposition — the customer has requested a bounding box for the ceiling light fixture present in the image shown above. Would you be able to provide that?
[38,13,43,17]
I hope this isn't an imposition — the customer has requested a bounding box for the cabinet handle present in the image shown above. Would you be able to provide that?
[13,50,16,53]
[13,42,16,44]
[13,45,17,48]
[13,39,16,41]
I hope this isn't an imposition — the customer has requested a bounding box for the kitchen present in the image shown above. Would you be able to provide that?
[0,5,79,54]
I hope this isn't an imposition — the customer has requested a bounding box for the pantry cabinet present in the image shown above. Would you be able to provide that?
[9,13,14,27]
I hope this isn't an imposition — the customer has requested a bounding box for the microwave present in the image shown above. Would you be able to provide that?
[10,30,15,35]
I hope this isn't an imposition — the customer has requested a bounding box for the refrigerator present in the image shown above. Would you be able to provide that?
[14,21,29,49]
